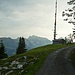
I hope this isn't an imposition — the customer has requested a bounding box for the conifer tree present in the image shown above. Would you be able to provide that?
[16,37,26,54]
[0,40,8,59]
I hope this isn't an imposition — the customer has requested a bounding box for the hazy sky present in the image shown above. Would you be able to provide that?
[0,0,73,40]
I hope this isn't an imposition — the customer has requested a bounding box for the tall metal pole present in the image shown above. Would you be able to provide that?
[54,0,57,40]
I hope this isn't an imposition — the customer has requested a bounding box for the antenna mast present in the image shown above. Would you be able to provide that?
[54,0,57,40]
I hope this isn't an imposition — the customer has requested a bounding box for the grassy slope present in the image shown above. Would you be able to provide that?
[0,44,75,75]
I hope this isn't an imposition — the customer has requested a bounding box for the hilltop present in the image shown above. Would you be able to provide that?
[0,44,75,75]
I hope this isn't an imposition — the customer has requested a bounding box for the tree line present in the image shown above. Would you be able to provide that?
[0,37,27,59]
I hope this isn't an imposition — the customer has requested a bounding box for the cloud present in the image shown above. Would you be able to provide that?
[0,0,73,40]
[0,2,52,27]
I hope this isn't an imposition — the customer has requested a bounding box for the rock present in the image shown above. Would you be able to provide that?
[3,67,8,70]
[11,60,19,65]
[21,70,24,73]
[12,67,17,70]
[29,62,34,65]
[5,70,13,75]
[23,56,27,59]
[2,58,7,60]
[17,64,23,69]
[34,57,38,60]
[0,67,2,70]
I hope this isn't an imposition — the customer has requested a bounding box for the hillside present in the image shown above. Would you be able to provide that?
[0,44,75,75]
[0,35,52,56]
[36,46,75,75]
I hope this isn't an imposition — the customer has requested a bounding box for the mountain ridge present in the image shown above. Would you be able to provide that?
[0,35,52,56]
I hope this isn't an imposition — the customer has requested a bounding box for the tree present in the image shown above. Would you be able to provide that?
[0,40,8,59]
[16,37,26,54]
[65,33,73,43]
[62,0,75,39]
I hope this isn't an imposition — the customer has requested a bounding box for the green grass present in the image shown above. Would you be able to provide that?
[0,43,75,75]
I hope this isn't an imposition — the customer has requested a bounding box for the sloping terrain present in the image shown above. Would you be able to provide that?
[0,44,75,75]
[36,46,75,75]
[0,35,52,56]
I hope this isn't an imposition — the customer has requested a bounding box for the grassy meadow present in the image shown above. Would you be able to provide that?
[0,43,75,75]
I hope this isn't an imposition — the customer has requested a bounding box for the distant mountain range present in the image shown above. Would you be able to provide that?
[0,35,52,56]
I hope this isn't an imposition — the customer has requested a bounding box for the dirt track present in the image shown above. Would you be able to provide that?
[36,46,75,75]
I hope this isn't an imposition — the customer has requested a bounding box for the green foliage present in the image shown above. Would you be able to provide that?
[16,37,26,54]
[0,40,8,59]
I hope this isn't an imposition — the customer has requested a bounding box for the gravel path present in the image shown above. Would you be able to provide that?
[36,46,75,75]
